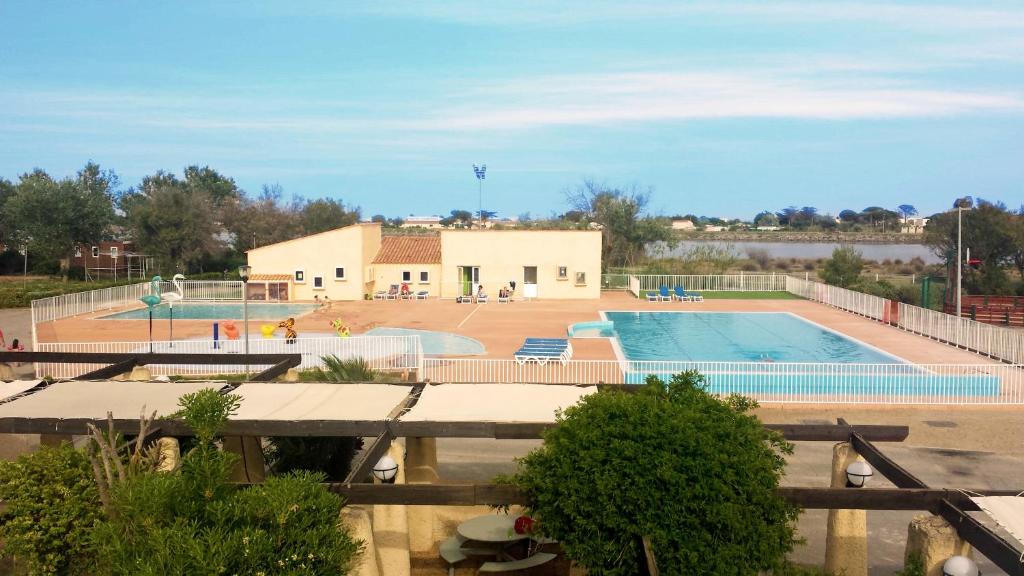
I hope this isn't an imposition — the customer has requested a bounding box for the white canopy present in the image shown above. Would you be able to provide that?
[401,383,595,423]
[0,381,220,419]
[231,383,413,421]
[0,380,42,402]
[970,496,1024,549]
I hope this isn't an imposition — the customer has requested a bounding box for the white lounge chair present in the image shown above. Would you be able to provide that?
[476,294,489,304]
[415,290,429,300]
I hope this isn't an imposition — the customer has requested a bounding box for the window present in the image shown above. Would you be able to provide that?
[575,271,587,285]
[335,267,346,280]
[294,270,305,283]
[110,247,118,259]
[91,246,99,258]
[557,266,568,280]
[402,270,412,282]
[313,276,324,289]
[74,247,82,258]
[419,271,430,284]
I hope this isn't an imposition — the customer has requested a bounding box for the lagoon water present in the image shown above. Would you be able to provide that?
[651,240,941,263]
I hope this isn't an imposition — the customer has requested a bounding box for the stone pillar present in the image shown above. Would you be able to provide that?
[0,363,15,381]
[905,514,973,576]
[372,440,410,576]
[283,368,300,382]
[129,366,152,380]
[223,436,266,482]
[824,442,868,576]
[155,437,181,473]
[342,506,382,576]
[405,437,439,554]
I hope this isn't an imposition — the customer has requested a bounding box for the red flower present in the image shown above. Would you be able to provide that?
[513,515,534,535]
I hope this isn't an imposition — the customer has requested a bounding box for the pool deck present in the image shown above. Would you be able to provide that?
[36,292,1000,366]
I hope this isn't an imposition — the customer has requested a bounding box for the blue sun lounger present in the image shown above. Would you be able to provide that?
[675,286,703,301]
[514,338,573,366]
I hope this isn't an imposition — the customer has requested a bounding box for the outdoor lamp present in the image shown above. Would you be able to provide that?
[238,265,251,282]
[943,555,980,576]
[372,455,399,484]
[845,460,873,488]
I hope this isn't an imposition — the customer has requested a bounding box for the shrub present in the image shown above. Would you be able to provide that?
[740,262,759,272]
[819,246,864,287]
[746,248,771,270]
[775,260,790,270]
[92,389,362,575]
[0,443,103,574]
[802,261,815,271]
[505,371,798,575]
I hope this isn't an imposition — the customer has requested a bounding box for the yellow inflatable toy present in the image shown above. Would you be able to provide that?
[260,324,277,339]
[330,318,351,338]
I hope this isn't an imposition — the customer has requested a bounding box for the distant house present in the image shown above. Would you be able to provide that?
[902,217,929,234]
[671,219,696,231]
[401,216,443,229]
[69,240,153,280]
[703,225,726,232]
[246,223,602,301]
[756,226,782,231]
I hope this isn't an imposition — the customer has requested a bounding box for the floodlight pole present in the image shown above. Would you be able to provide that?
[956,207,963,318]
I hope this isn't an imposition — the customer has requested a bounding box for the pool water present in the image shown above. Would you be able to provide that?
[101,303,319,320]
[605,312,901,363]
[366,327,485,356]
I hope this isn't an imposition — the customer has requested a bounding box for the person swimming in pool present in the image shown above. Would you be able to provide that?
[277,317,297,344]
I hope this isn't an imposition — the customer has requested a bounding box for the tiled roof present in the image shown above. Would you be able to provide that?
[250,273,292,281]
[372,236,441,264]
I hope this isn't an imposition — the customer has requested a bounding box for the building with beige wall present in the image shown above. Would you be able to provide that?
[245,224,601,301]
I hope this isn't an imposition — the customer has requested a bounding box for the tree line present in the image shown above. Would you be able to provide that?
[0,163,359,275]
[751,204,917,230]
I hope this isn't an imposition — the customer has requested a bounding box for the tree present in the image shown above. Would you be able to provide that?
[925,202,1016,294]
[122,172,220,272]
[370,214,387,223]
[565,180,673,269]
[505,371,798,575]
[897,204,918,221]
[1,164,116,271]
[476,209,497,223]
[440,209,473,228]
[300,197,360,235]
[753,211,779,227]
[819,246,865,288]
[838,209,860,223]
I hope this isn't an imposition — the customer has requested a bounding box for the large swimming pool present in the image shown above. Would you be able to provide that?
[601,312,998,397]
[101,303,319,320]
[604,311,902,363]
[366,327,485,356]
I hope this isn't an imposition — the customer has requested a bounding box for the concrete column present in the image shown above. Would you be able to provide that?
[0,363,15,381]
[824,442,868,576]
[223,436,266,482]
[905,514,973,576]
[283,368,300,382]
[128,366,152,380]
[155,437,181,473]
[405,437,439,554]
[342,506,381,576]
[372,440,410,576]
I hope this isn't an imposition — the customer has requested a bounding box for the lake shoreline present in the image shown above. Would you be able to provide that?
[674,231,926,244]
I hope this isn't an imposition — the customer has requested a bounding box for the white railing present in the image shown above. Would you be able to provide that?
[31,280,244,325]
[785,276,887,321]
[420,359,1024,405]
[35,335,421,379]
[632,274,787,294]
[897,303,1024,365]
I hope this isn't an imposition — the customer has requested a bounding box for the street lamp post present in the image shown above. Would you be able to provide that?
[956,206,963,319]
[473,164,486,227]
[238,265,251,379]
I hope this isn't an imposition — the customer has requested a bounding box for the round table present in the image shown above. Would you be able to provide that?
[457,514,525,543]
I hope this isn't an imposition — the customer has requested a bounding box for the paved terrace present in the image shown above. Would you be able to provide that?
[37,292,1001,366]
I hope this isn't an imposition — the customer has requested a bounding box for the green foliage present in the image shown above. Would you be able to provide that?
[1,164,117,268]
[0,443,104,574]
[925,201,1024,295]
[92,389,362,575]
[852,279,919,304]
[506,370,798,575]
[819,246,865,287]
[893,553,926,576]
[304,356,382,382]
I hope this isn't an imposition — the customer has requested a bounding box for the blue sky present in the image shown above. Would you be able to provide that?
[1,1,1022,220]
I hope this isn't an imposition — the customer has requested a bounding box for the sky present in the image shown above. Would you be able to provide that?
[1,1,1022,221]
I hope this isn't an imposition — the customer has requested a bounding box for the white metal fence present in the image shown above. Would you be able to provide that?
[31,280,243,325]
[785,276,888,321]
[36,335,421,379]
[421,359,1023,404]
[631,274,788,294]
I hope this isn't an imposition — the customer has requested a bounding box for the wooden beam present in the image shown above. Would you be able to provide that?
[74,358,139,380]
[938,499,1024,576]
[327,483,527,506]
[641,536,659,576]
[343,431,394,484]
[766,423,909,442]
[850,432,927,489]
[249,357,302,382]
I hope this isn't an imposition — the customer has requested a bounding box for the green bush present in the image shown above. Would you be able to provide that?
[819,246,864,288]
[505,371,799,575]
[0,443,104,574]
[92,389,362,575]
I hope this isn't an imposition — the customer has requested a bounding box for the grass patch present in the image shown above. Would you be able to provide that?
[640,290,802,300]
[0,277,144,309]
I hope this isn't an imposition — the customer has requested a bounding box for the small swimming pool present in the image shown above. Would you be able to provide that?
[366,327,485,356]
[100,303,319,320]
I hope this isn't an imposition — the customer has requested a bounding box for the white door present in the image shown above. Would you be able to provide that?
[523,266,538,299]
